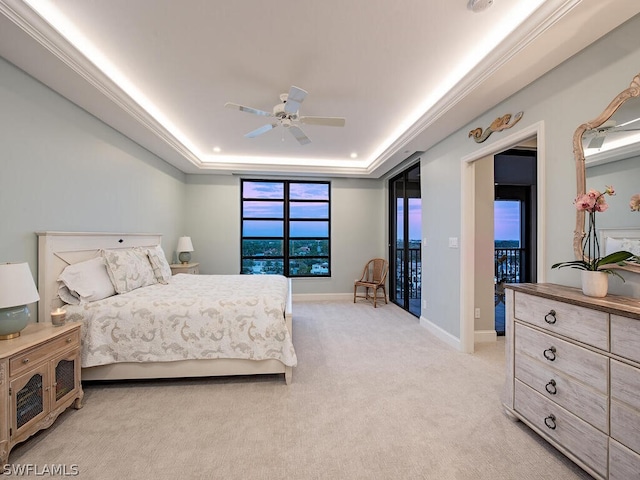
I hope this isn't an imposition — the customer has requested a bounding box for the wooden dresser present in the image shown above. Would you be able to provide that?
[0,322,83,465]
[504,283,640,480]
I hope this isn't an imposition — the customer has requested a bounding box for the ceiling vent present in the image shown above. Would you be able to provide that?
[467,0,494,13]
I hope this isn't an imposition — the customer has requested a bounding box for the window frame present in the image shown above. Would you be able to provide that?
[241,179,331,277]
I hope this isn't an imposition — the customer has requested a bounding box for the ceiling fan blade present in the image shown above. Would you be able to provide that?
[299,116,346,127]
[284,86,308,114]
[225,102,273,117]
[289,125,311,145]
[611,127,640,132]
[245,123,278,138]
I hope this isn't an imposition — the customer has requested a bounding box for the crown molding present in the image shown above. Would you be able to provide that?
[0,0,204,169]
[2,0,633,179]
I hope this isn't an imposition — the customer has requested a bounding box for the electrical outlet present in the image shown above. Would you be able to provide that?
[448,237,459,248]
[474,308,481,319]
[423,300,427,309]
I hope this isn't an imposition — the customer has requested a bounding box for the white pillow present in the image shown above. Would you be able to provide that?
[57,256,116,303]
[604,237,625,255]
[101,248,158,294]
[146,245,172,284]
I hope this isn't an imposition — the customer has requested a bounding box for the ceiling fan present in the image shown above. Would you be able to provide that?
[585,119,640,149]
[224,86,345,145]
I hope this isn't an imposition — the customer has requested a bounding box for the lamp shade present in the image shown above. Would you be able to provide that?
[0,263,39,339]
[0,263,40,308]
[176,236,194,264]
[176,236,194,253]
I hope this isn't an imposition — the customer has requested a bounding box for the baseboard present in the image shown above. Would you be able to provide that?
[474,329,498,343]
[419,316,461,350]
[292,293,353,302]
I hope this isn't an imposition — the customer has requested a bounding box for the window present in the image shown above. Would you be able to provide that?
[241,180,330,277]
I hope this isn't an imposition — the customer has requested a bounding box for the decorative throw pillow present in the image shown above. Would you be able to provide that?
[101,248,158,294]
[146,245,173,284]
[621,238,640,256]
[57,256,116,303]
[58,284,80,305]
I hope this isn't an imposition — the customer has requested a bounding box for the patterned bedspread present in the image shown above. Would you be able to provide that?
[65,274,297,368]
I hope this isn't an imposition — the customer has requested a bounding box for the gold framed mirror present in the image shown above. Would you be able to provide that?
[573,73,640,273]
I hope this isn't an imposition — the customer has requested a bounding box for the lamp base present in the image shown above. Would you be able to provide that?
[0,305,30,340]
[178,251,192,264]
[0,331,20,340]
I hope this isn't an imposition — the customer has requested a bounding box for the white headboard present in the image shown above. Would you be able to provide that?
[36,231,162,323]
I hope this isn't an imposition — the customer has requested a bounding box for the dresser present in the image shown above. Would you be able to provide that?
[504,283,640,480]
[0,322,83,464]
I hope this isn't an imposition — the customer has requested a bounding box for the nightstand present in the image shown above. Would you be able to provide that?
[170,263,199,275]
[0,322,83,464]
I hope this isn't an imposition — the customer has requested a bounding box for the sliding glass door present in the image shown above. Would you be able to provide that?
[389,164,421,316]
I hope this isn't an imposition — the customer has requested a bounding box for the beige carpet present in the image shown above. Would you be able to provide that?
[9,301,591,479]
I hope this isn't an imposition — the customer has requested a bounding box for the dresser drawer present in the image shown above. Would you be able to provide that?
[515,322,608,393]
[611,315,640,364]
[609,439,640,480]
[514,380,608,477]
[10,329,80,377]
[515,352,608,432]
[610,360,640,454]
[514,292,608,350]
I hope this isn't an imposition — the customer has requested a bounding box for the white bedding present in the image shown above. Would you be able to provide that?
[65,274,297,369]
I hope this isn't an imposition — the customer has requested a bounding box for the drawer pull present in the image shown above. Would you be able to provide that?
[66,338,72,343]
[543,346,557,361]
[545,379,557,395]
[22,358,29,364]
[544,310,557,324]
[544,414,557,430]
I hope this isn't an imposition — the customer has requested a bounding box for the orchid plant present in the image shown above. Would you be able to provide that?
[552,186,636,278]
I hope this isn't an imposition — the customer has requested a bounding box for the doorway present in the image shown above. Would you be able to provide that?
[493,149,537,335]
[389,163,421,317]
[461,123,545,353]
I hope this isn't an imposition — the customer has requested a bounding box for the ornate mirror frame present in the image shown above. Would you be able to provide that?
[572,73,640,272]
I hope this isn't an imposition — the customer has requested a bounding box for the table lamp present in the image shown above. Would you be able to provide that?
[0,263,40,340]
[177,236,194,264]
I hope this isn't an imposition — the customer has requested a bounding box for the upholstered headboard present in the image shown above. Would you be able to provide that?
[36,232,162,323]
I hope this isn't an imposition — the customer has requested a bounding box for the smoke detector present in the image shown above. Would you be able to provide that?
[467,0,494,12]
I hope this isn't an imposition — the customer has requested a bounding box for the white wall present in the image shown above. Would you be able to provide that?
[0,53,386,316]
[0,57,187,318]
[3,13,639,341]
[183,175,386,296]
[421,13,640,341]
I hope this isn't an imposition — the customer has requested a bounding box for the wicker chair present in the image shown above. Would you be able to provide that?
[353,258,389,308]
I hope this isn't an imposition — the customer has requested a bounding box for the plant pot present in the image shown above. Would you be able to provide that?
[581,270,608,298]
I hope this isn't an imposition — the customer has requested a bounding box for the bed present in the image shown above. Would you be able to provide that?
[36,231,296,384]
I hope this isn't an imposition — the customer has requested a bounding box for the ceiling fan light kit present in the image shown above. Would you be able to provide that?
[225,86,346,145]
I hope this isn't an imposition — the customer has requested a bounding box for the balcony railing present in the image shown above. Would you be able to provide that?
[495,247,524,284]
[396,247,421,300]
